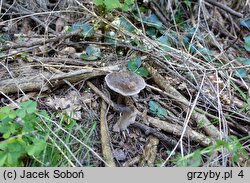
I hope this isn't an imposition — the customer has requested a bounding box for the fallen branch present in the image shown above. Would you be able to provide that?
[32,56,101,66]
[0,65,119,94]
[131,122,187,153]
[1,29,81,51]
[100,100,116,167]
[144,63,220,140]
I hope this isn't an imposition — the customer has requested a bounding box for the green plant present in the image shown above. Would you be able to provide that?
[0,100,47,166]
[148,101,168,119]
[68,22,94,37]
[80,45,101,61]
[175,136,249,167]
[244,35,250,52]
[235,57,250,79]
[94,0,134,12]
[127,57,148,77]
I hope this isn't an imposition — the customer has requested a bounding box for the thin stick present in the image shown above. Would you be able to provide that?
[205,0,243,18]
[100,100,116,167]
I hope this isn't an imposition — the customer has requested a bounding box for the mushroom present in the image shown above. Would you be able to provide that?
[104,71,146,132]
[105,71,146,97]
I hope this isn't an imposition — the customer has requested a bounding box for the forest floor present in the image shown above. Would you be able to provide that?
[0,0,250,167]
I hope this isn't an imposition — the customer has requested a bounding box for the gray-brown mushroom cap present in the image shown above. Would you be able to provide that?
[105,71,146,96]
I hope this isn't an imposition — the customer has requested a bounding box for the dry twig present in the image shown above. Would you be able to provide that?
[100,100,116,167]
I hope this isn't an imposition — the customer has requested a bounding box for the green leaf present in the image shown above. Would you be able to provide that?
[0,106,16,120]
[20,100,37,114]
[145,14,163,29]
[240,19,250,28]
[94,0,103,6]
[237,57,250,65]
[236,69,248,78]
[199,48,213,62]
[104,0,121,11]
[1,123,16,139]
[136,67,148,77]
[0,139,26,166]
[148,101,158,113]
[0,152,7,166]
[244,35,250,52]
[80,54,98,61]
[124,0,134,5]
[122,0,134,11]
[148,101,168,118]
[26,139,46,156]
[86,45,101,58]
[71,22,94,37]
[128,57,142,72]
[184,0,192,8]
[146,27,158,39]
[80,45,101,61]
[158,35,171,51]
[16,108,26,118]
[187,150,202,167]
[112,17,135,32]
[104,31,117,45]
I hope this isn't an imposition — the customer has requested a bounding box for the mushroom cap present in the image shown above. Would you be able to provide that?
[105,71,146,96]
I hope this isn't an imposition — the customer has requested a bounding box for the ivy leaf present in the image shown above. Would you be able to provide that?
[240,19,250,28]
[81,45,101,61]
[136,67,148,77]
[71,22,94,37]
[86,45,101,58]
[145,14,162,29]
[104,31,117,45]
[112,17,135,32]
[236,69,248,78]
[237,57,250,65]
[244,35,250,52]
[128,57,141,72]
[148,101,168,118]
[146,27,158,39]
[158,35,171,51]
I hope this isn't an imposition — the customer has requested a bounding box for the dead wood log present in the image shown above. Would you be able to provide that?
[0,66,120,94]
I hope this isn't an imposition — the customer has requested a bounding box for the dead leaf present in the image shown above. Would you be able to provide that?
[139,136,159,166]
[59,47,76,58]
[45,90,84,120]
[113,149,127,161]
